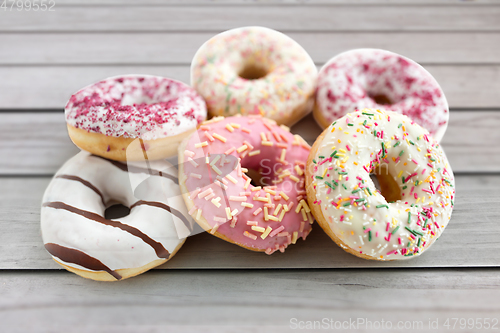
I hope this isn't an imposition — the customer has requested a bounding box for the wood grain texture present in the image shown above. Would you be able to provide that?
[2,5,500,32]
[0,112,497,175]
[0,174,497,270]
[1,268,499,332]
[1,65,499,109]
[2,32,499,65]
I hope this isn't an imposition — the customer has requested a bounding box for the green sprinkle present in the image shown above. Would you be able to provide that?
[413,230,424,237]
[362,112,374,116]
[343,202,351,207]
[319,155,325,159]
[405,226,418,237]
[402,176,405,184]
[394,141,401,147]
[368,231,372,241]
[423,219,429,228]
[355,198,366,202]
[342,184,348,190]
[417,238,421,246]
[407,212,411,224]
[381,142,386,158]
[352,189,362,194]
[338,172,348,175]
[332,121,337,126]
[451,200,454,206]
[366,188,372,195]
[398,123,403,128]
[363,120,367,126]
[374,130,377,137]
[330,150,338,157]
[315,176,323,180]
[409,140,415,145]
[407,241,411,248]
[313,159,317,164]
[402,185,407,190]
[332,180,339,186]
[376,204,389,209]
[430,158,436,162]
[347,123,354,126]
[391,226,400,234]
[325,181,335,190]
[399,150,405,157]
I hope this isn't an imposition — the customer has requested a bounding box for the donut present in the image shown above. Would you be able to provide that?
[178,115,312,254]
[41,152,193,281]
[191,26,317,127]
[314,49,449,142]
[305,108,455,260]
[65,75,207,161]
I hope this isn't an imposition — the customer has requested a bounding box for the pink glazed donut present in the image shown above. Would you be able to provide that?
[178,115,312,254]
[314,49,449,142]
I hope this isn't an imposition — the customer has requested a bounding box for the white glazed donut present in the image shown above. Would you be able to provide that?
[314,49,449,142]
[191,26,317,126]
[306,109,455,260]
[65,75,207,161]
[41,152,193,281]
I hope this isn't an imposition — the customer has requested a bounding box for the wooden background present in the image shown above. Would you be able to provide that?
[1,1,500,332]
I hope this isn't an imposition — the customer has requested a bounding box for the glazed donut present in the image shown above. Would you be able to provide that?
[314,49,449,142]
[178,115,312,254]
[191,26,317,127]
[306,109,455,260]
[65,75,207,161]
[41,152,193,281]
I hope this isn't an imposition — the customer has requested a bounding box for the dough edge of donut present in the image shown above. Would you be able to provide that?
[67,124,196,161]
[52,238,186,281]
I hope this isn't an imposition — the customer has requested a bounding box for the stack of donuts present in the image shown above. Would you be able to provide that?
[41,26,455,281]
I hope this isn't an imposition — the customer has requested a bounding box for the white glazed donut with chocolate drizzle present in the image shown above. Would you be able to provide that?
[41,152,193,281]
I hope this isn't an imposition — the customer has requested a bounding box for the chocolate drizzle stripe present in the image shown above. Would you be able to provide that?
[92,155,178,184]
[42,201,170,259]
[44,243,122,280]
[56,174,106,206]
[130,200,192,232]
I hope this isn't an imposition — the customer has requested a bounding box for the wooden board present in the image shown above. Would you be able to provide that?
[1,112,498,175]
[1,65,500,109]
[1,268,500,332]
[0,173,497,270]
[2,32,499,65]
[2,5,500,32]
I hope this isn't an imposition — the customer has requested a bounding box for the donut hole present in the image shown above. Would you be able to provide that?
[104,203,131,219]
[246,168,269,187]
[369,93,393,106]
[370,167,402,203]
[238,63,269,80]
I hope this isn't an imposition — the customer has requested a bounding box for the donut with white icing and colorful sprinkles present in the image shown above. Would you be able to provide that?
[306,108,455,260]
[314,49,449,142]
[178,115,312,254]
[191,26,317,127]
[65,75,207,161]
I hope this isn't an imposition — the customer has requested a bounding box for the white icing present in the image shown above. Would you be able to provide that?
[191,26,317,124]
[310,109,455,260]
[41,152,193,273]
[315,49,449,142]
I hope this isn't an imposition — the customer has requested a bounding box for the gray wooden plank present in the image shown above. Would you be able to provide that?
[2,5,499,32]
[2,32,499,65]
[0,112,497,174]
[0,173,498,270]
[53,0,500,5]
[1,65,499,109]
[0,269,499,332]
